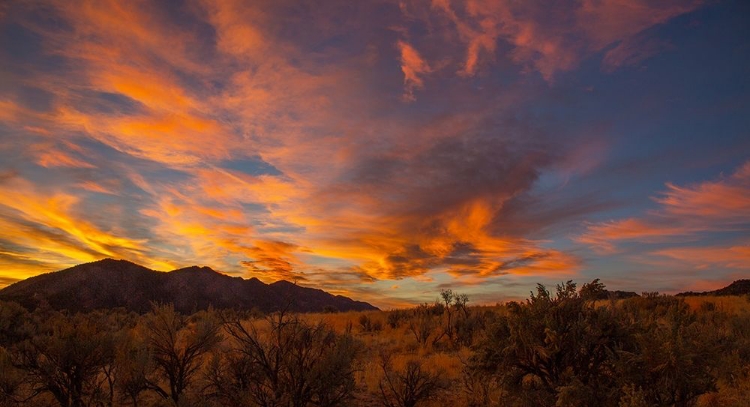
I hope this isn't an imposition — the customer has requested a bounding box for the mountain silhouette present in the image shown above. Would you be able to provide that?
[0,259,378,313]
[676,279,750,297]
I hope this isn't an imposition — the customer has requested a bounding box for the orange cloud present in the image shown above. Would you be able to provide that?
[137,182,276,273]
[294,197,578,281]
[653,244,750,270]
[429,0,498,77]
[25,141,98,169]
[0,177,149,270]
[240,240,303,282]
[48,0,211,75]
[48,84,238,165]
[397,40,432,101]
[194,168,299,206]
[656,162,750,219]
[75,181,117,195]
[200,0,267,59]
[5,1,242,167]
[135,177,311,283]
[579,161,750,260]
[576,0,703,48]
[578,219,693,253]
[422,0,704,80]
[96,69,197,112]
[35,150,96,169]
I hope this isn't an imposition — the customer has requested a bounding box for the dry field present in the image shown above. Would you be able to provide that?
[1,284,749,406]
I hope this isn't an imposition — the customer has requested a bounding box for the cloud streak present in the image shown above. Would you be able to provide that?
[579,161,750,275]
[407,0,704,81]
[397,40,432,101]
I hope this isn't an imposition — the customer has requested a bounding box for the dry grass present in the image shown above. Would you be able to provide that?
[681,295,750,314]
[302,297,750,407]
[4,293,749,407]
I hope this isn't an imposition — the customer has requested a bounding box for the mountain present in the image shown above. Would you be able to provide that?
[0,259,378,313]
[676,280,750,297]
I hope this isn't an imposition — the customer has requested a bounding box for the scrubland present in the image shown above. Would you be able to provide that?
[1,281,749,407]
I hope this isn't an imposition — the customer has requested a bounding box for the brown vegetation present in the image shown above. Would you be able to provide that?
[1,280,749,406]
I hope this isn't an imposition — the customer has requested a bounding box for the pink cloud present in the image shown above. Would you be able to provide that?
[653,244,750,271]
[579,161,750,259]
[657,161,750,220]
[397,40,432,101]
[602,36,672,72]
[412,0,704,80]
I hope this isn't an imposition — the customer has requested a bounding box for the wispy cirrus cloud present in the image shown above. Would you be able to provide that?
[656,162,750,219]
[34,150,96,169]
[240,240,305,282]
[0,175,174,277]
[579,161,750,272]
[397,40,432,101]
[653,244,750,271]
[402,0,703,82]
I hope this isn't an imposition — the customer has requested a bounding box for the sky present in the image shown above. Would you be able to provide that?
[0,0,748,308]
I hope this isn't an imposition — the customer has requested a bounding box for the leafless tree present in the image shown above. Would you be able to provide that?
[142,304,221,404]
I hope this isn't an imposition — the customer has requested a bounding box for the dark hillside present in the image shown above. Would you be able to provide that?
[0,259,378,313]
[677,280,750,297]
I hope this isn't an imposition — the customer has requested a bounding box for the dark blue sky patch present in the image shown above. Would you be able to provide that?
[221,157,282,176]
[72,90,146,116]
[14,85,55,112]
[0,22,43,60]
[241,202,270,213]
[0,8,73,76]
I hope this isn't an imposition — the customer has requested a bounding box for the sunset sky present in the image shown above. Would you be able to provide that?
[0,0,748,308]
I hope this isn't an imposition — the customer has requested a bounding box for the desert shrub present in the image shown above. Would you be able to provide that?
[0,302,31,348]
[0,347,32,407]
[624,293,683,318]
[700,301,716,312]
[407,305,438,348]
[619,384,649,407]
[459,356,500,407]
[436,290,472,348]
[114,330,153,407]
[471,284,730,406]
[207,310,360,406]
[726,313,750,383]
[453,311,486,348]
[377,352,447,407]
[387,310,408,329]
[360,314,383,333]
[627,300,721,407]
[142,304,222,405]
[9,312,118,407]
[471,280,636,406]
